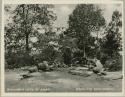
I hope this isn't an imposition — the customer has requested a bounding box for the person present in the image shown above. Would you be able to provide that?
[93,58,104,74]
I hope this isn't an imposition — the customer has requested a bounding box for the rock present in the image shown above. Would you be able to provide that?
[93,67,100,74]
[37,61,49,71]
[69,70,92,77]
[28,66,38,73]
[68,66,92,77]
[21,66,30,71]
[76,67,88,71]
[20,72,33,79]
[101,71,107,75]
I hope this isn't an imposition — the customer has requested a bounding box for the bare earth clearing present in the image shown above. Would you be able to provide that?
[5,69,122,92]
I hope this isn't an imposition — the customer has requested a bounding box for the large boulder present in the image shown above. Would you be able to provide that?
[37,61,49,71]
[28,66,38,73]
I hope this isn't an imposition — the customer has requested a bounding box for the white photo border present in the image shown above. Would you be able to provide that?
[1,0,124,96]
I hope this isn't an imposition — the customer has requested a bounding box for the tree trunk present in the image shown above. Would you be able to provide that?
[83,38,86,58]
[83,45,86,57]
[96,31,99,58]
[26,33,29,53]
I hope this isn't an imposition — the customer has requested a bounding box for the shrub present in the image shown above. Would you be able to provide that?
[104,54,122,71]
[5,52,35,69]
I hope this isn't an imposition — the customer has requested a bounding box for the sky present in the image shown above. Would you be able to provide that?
[53,4,76,28]
[5,4,122,28]
[52,4,122,28]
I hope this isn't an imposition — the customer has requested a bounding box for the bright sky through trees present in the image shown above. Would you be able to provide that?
[53,4,122,28]
[5,4,122,28]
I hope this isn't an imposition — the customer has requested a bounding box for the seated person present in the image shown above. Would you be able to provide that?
[93,58,104,74]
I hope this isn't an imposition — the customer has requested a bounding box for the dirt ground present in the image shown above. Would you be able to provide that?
[5,69,122,92]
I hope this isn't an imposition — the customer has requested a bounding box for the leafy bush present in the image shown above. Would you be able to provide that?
[5,52,35,69]
[104,54,122,71]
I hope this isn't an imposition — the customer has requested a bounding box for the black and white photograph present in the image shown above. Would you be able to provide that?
[1,0,124,96]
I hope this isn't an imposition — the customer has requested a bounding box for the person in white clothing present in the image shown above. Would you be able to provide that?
[93,58,104,74]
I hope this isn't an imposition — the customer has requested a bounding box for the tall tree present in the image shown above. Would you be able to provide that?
[66,4,105,58]
[102,10,122,57]
[5,4,57,54]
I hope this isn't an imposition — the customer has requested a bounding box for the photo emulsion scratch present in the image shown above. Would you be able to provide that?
[0,0,124,96]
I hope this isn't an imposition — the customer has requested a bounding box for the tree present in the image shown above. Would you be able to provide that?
[100,10,122,71]
[102,10,122,57]
[5,4,57,67]
[5,4,57,54]
[66,4,105,59]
